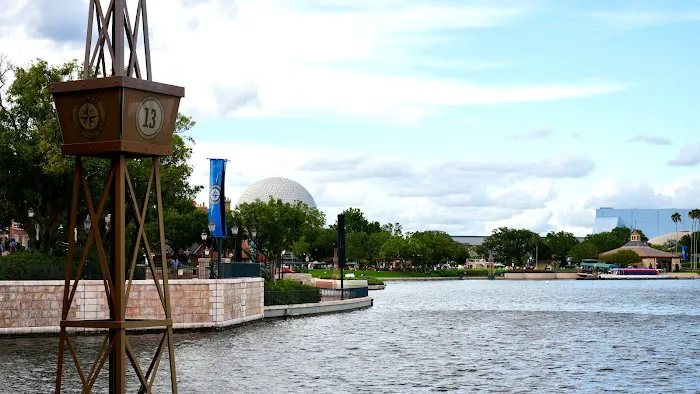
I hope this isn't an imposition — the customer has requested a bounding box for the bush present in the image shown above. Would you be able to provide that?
[264,279,321,306]
[364,276,384,285]
[0,251,106,281]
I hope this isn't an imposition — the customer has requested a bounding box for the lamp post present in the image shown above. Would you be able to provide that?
[208,223,217,279]
[27,209,38,248]
[201,231,208,278]
[231,226,239,262]
[84,215,92,279]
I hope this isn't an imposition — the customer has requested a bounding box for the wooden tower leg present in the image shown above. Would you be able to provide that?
[109,154,127,393]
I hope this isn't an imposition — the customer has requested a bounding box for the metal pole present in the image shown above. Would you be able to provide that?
[110,154,126,393]
[217,236,222,278]
[340,265,344,300]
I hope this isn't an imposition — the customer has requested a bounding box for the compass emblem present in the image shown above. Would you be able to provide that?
[71,94,106,141]
[209,185,221,204]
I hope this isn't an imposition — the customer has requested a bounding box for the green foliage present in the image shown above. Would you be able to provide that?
[583,227,643,254]
[363,276,384,285]
[599,250,642,267]
[264,279,321,305]
[483,227,538,266]
[336,207,381,234]
[0,251,103,280]
[544,231,579,263]
[233,198,325,278]
[0,57,201,254]
[568,242,600,265]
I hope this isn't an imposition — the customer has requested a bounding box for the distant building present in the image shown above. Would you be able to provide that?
[599,230,680,271]
[593,207,691,239]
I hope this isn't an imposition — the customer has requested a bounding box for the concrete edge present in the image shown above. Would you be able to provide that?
[0,313,267,337]
[263,296,374,319]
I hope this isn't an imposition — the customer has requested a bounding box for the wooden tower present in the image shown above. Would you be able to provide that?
[50,0,183,392]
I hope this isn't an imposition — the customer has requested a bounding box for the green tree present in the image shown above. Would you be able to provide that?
[346,231,370,264]
[0,57,200,253]
[599,249,641,267]
[583,227,642,254]
[336,207,381,234]
[291,236,311,260]
[483,227,537,266]
[544,231,579,264]
[233,198,325,280]
[407,230,461,272]
[671,212,682,254]
[568,242,599,265]
[379,235,407,262]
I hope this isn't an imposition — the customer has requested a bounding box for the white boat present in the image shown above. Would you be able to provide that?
[599,268,669,279]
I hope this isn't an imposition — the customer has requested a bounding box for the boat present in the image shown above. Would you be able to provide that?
[599,268,669,279]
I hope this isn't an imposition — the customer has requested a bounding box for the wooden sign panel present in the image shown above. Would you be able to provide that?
[49,76,184,157]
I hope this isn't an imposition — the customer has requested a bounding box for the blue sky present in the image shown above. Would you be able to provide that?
[2,0,699,235]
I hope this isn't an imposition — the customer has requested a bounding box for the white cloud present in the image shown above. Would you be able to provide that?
[628,134,672,146]
[668,143,700,167]
[584,10,700,30]
[0,0,628,122]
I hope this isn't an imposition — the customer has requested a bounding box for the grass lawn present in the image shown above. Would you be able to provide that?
[308,269,501,278]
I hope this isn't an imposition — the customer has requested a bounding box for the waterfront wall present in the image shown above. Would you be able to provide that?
[503,272,579,280]
[264,296,373,318]
[0,278,263,335]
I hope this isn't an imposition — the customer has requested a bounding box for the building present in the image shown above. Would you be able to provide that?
[593,207,691,239]
[237,177,317,208]
[599,230,681,272]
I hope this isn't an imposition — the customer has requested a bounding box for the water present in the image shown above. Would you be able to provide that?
[1,280,699,393]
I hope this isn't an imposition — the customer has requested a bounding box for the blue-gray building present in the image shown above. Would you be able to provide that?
[593,208,691,239]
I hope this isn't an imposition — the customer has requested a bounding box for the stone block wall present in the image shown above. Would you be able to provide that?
[0,278,264,335]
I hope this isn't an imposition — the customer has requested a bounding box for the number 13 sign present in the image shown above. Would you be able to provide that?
[136,96,164,139]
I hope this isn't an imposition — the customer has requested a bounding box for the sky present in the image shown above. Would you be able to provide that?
[1,0,699,236]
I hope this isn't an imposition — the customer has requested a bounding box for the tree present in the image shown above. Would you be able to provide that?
[599,250,641,267]
[568,242,599,265]
[379,235,406,263]
[583,227,642,254]
[233,198,325,280]
[544,231,579,264]
[483,227,537,266]
[690,209,700,269]
[671,212,681,254]
[336,207,381,235]
[0,57,201,253]
[346,231,370,263]
[407,230,462,272]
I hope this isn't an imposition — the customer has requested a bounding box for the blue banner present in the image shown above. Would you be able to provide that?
[208,159,227,238]
[682,245,688,261]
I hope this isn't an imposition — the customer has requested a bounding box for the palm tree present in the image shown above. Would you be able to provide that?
[672,212,681,254]
[690,210,700,270]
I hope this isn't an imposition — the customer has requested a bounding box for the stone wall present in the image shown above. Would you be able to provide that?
[0,278,264,335]
[503,272,579,280]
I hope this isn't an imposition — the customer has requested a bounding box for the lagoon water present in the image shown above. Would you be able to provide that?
[2,280,699,393]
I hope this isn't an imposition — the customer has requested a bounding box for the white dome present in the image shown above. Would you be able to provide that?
[648,230,690,245]
[237,177,317,208]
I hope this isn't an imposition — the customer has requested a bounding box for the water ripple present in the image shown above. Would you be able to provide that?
[1,280,699,393]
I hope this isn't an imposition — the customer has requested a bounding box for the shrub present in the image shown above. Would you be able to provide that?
[364,276,384,285]
[264,279,321,306]
[0,251,105,281]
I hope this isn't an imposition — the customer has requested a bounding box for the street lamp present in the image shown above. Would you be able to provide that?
[27,209,39,243]
[231,226,238,262]
[207,223,217,279]
[84,215,92,233]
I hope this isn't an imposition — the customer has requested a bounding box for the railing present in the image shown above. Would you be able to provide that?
[264,290,321,306]
[320,287,369,301]
[137,265,198,280]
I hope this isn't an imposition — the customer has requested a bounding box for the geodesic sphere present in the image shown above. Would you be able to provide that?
[236,177,317,208]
